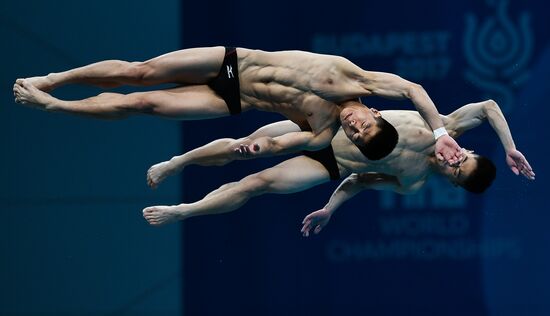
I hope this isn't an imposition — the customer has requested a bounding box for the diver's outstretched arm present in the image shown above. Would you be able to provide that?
[445,99,535,179]
[301,173,400,237]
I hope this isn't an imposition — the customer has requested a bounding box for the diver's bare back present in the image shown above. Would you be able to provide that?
[335,110,437,191]
[236,48,362,132]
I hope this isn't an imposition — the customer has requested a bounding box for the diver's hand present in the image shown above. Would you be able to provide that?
[301,208,332,237]
[233,137,274,158]
[435,135,463,165]
[233,143,261,158]
[506,149,535,180]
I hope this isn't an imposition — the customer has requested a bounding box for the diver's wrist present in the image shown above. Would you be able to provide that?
[433,127,448,140]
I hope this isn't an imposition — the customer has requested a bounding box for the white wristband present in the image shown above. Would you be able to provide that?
[433,127,448,140]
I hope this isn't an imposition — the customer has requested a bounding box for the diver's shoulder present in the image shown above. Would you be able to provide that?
[381,110,424,125]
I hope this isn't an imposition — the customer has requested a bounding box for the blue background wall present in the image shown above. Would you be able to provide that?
[1,1,182,315]
[180,0,548,315]
[1,0,548,315]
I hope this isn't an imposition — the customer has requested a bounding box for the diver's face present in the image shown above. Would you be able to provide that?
[441,150,477,186]
[340,106,381,146]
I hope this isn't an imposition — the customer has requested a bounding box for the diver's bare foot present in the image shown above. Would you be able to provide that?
[147,161,177,189]
[143,205,184,226]
[18,75,56,92]
[13,79,56,111]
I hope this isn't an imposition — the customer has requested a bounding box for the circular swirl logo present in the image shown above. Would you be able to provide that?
[463,0,533,112]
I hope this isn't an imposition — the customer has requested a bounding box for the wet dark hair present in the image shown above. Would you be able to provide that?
[460,156,497,194]
[357,117,398,160]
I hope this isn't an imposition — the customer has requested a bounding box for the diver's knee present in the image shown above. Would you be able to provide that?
[123,92,157,114]
[128,61,155,84]
[240,173,271,195]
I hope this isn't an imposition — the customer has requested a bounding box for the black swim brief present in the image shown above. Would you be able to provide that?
[207,46,242,115]
[303,146,341,181]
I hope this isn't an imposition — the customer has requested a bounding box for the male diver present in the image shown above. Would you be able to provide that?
[14,46,462,163]
[141,99,534,226]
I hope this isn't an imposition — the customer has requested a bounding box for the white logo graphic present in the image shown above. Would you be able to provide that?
[463,0,533,113]
[226,65,234,79]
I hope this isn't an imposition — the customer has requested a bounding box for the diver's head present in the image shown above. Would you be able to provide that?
[340,102,398,160]
[440,150,497,193]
